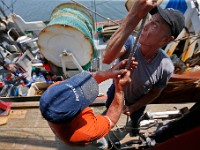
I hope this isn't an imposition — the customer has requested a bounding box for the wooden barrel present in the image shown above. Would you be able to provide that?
[38,3,97,70]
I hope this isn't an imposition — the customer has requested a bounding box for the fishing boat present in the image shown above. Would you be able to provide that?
[0,0,200,149]
[0,0,200,102]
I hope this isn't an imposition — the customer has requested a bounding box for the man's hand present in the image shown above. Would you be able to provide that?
[107,58,138,79]
[123,105,132,116]
[128,0,159,15]
[115,69,132,89]
[92,58,137,84]
[126,0,162,11]
[112,58,138,91]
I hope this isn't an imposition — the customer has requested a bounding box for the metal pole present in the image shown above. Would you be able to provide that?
[124,15,148,129]
[125,15,148,69]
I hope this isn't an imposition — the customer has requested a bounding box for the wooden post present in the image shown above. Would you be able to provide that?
[181,35,197,62]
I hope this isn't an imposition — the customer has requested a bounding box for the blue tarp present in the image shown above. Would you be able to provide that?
[166,0,188,14]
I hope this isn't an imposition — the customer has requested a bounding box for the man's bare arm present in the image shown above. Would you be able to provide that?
[106,71,131,128]
[92,58,137,84]
[103,0,158,64]
[92,59,137,128]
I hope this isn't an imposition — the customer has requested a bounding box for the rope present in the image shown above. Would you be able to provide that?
[107,122,159,149]
[174,34,200,42]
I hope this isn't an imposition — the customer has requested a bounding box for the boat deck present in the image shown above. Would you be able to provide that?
[0,101,194,150]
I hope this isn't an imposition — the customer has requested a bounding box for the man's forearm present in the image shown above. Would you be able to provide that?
[103,0,155,64]
[103,10,141,64]
[92,70,111,84]
[91,64,126,84]
[128,88,163,113]
[106,86,124,128]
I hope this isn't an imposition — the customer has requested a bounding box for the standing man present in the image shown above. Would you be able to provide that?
[103,0,185,135]
[40,59,137,147]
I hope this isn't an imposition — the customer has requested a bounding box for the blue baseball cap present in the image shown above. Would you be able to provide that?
[40,71,99,123]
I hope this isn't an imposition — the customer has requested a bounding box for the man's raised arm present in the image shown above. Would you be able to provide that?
[102,0,158,64]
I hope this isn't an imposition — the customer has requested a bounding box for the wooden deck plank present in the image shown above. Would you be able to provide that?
[0,128,54,138]
[2,109,48,128]
[0,103,195,149]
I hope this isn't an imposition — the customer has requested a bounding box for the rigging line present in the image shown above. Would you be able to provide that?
[70,0,120,25]
[187,36,200,46]
[107,131,121,150]
[174,34,200,42]
[107,121,160,149]
[11,0,17,14]
[93,0,97,30]
[0,0,12,14]
[87,0,109,9]
[0,5,8,20]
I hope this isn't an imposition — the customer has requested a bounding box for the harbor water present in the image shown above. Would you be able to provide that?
[2,0,128,22]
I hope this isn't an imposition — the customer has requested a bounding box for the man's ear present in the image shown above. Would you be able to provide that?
[169,35,175,42]
[164,35,174,45]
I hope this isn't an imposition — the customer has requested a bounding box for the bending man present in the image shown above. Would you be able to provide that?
[40,59,137,146]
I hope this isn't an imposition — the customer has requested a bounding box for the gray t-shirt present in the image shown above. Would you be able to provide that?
[120,35,174,106]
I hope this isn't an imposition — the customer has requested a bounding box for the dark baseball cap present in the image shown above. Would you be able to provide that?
[40,71,99,123]
[150,6,185,38]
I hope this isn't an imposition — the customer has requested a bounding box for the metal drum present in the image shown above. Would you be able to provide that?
[38,3,97,70]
